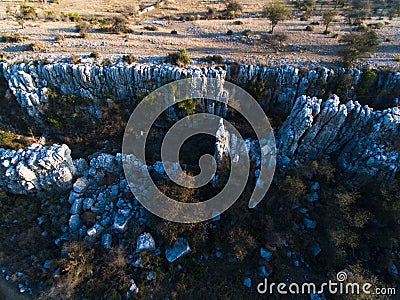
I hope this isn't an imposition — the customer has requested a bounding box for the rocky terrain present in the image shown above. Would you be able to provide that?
[0,58,399,298]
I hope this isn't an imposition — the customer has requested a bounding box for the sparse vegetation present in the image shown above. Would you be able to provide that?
[55,34,65,43]
[201,55,224,64]
[122,54,137,64]
[110,16,133,34]
[1,33,28,43]
[70,54,82,64]
[76,21,90,38]
[340,30,379,67]
[27,41,45,52]
[322,9,338,34]
[144,25,158,31]
[166,49,190,67]
[90,50,101,58]
[19,3,37,20]
[263,0,291,34]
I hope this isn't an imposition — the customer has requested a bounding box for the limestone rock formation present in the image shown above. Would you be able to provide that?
[277,95,400,178]
[0,143,76,194]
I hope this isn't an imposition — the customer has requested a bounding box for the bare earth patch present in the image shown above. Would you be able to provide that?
[0,0,399,68]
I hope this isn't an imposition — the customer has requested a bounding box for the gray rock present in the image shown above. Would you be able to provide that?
[165,238,191,262]
[73,177,90,194]
[304,218,317,229]
[70,198,84,215]
[0,144,75,195]
[243,277,251,288]
[69,214,80,231]
[102,234,112,249]
[310,244,322,257]
[260,248,272,261]
[136,232,156,252]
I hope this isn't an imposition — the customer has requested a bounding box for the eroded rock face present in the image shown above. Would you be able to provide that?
[276,95,400,178]
[2,61,399,120]
[0,143,76,194]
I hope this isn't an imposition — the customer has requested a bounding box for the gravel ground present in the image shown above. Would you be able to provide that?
[0,1,399,68]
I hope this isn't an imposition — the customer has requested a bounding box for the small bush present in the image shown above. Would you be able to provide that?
[1,33,28,43]
[225,1,243,18]
[0,131,15,149]
[305,25,314,31]
[205,8,217,19]
[166,49,190,67]
[28,42,45,52]
[201,55,224,64]
[44,10,56,21]
[101,58,114,66]
[20,3,37,19]
[70,54,82,64]
[55,34,65,43]
[77,21,90,38]
[233,20,244,25]
[0,52,9,61]
[340,30,379,67]
[227,29,233,35]
[110,16,133,34]
[144,25,158,31]
[171,30,178,34]
[67,12,81,22]
[242,29,252,36]
[90,51,101,58]
[394,55,400,62]
[122,54,137,64]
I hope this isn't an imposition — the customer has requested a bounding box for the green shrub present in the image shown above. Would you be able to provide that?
[122,54,137,64]
[44,10,56,21]
[0,51,9,61]
[110,16,133,34]
[242,29,252,36]
[101,58,114,66]
[144,25,158,31]
[27,41,45,52]
[67,12,81,22]
[322,9,338,34]
[70,54,82,64]
[201,55,224,64]
[227,29,233,35]
[394,55,400,62]
[171,30,178,34]
[225,1,243,18]
[263,1,290,34]
[178,98,196,115]
[90,50,101,58]
[166,49,190,67]
[0,131,15,149]
[55,34,65,43]
[340,30,379,67]
[1,33,28,43]
[233,20,244,25]
[20,3,37,19]
[77,21,90,38]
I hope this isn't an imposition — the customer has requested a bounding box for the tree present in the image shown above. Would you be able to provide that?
[340,30,379,67]
[263,1,290,34]
[322,10,338,34]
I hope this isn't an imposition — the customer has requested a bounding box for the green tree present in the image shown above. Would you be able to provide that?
[263,1,290,34]
[226,1,243,18]
[340,30,379,67]
[322,10,338,34]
